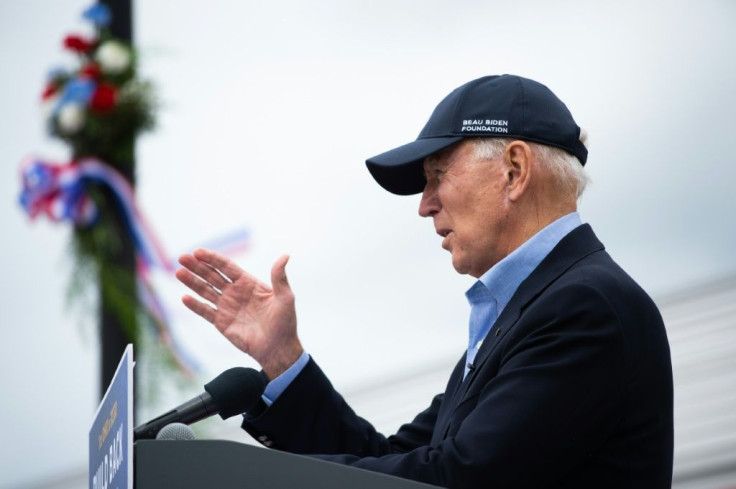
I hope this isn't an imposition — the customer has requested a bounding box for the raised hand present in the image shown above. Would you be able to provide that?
[175,249,303,380]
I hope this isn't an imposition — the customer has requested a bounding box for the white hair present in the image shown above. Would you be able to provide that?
[471,135,590,200]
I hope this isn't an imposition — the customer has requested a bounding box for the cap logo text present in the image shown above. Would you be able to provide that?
[461,119,509,133]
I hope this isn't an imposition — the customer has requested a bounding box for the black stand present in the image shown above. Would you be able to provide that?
[135,440,441,489]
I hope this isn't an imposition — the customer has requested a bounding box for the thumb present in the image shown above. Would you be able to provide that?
[271,254,293,298]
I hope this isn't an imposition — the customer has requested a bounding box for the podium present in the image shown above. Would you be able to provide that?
[135,440,441,489]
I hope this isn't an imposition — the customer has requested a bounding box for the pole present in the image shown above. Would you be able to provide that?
[98,0,136,399]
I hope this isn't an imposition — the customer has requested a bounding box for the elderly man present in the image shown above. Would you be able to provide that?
[176,75,674,488]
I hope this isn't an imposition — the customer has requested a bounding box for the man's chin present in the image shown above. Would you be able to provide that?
[450,255,486,278]
[450,254,470,276]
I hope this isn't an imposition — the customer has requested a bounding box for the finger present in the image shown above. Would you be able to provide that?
[181,295,217,324]
[176,268,221,304]
[193,248,245,282]
[271,254,293,299]
[179,253,230,288]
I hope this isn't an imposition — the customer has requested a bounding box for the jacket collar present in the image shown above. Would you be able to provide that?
[459,224,604,391]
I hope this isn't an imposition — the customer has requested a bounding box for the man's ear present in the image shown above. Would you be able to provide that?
[504,140,533,201]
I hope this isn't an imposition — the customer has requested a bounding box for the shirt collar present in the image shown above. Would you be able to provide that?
[468,212,583,315]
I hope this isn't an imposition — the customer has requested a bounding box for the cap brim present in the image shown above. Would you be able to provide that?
[365,137,464,195]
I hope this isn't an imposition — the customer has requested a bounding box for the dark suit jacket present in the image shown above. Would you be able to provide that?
[242,225,674,488]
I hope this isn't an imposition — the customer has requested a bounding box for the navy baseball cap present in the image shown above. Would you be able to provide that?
[366,74,588,195]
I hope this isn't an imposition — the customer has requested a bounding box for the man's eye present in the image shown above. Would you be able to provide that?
[424,167,445,180]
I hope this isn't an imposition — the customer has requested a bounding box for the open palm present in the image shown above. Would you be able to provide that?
[176,249,303,379]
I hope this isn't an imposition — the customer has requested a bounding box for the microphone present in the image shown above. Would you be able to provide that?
[134,367,266,440]
[156,423,197,441]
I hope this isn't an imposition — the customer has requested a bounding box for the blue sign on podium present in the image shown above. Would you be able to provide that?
[89,344,134,489]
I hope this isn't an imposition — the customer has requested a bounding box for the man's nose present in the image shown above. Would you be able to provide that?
[418,185,440,217]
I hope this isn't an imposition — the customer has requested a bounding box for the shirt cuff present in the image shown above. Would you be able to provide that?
[261,351,310,406]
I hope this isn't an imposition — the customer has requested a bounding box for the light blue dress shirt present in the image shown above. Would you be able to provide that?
[261,212,583,403]
[463,212,582,378]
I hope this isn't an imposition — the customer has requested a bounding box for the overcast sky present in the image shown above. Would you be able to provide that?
[1,0,735,487]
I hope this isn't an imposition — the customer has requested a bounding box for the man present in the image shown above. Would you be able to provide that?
[176,75,674,488]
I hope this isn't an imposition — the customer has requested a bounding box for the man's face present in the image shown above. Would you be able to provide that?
[419,140,511,278]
